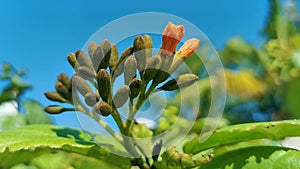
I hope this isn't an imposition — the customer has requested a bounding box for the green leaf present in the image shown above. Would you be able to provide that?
[0,90,16,104]
[190,118,229,134]
[0,125,130,168]
[29,151,122,169]
[263,0,279,39]
[200,146,296,169]
[8,150,124,169]
[0,114,26,131]
[183,120,300,154]
[23,101,52,124]
[285,78,300,118]
[272,150,300,169]
[11,76,31,91]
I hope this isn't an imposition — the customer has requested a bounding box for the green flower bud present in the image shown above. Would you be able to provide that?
[94,101,112,116]
[92,46,104,72]
[75,50,93,69]
[124,56,137,85]
[109,43,118,71]
[113,85,130,108]
[78,66,96,80]
[134,35,146,72]
[160,50,174,69]
[164,146,177,157]
[44,92,67,103]
[55,81,72,100]
[153,52,174,84]
[159,74,198,91]
[99,40,111,69]
[113,46,134,78]
[129,78,142,99]
[144,34,152,59]
[73,75,93,96]
[163,146,181,166]
[67,53,77,68]
[88,41,98,58]
[97,69,111,102]
[44,105,72,114]
[168,55,183,75]
[57,73,71,89]
[153,70,170,85]
[142,55,162,83]
[84,92,98,106]
[180,153,195,167]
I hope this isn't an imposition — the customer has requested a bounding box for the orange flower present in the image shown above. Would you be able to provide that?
[161,22,184,55]
[177,38,200,59]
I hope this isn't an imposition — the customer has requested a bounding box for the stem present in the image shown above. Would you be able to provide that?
[76,104,124,144]
[121,81,159,168]
[111,108,126,134]
[125,102,135,132]
[145,83,157,97]
[125,82,158,132]
[107,73,126,134]
[135,142,151,166]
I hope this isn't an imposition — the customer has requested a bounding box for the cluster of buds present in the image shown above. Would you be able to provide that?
[44,22,200,118]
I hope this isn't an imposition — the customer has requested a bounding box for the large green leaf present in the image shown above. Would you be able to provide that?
[200,146,298,169]
[0,125,130,168]
[9,150,123,169]
[183,120,300,154]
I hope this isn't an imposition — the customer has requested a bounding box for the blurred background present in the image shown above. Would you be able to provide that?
[0,0,299,129]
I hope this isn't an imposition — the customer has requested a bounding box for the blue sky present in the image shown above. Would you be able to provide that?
[0,0,269,127]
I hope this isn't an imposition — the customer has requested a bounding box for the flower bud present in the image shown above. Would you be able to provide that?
[44,105,71,114]
[92,46,105,72]
[129,78,142,99]
[159,74,198,91]
[88,41,97,58]
[44,92,67,103]
[144,34,152,59]
[75,50,93,69]
[94,101,112,116]
[153,70,170,85]
[163,146,181,166]
[73,75,93,96]
[113,46,134,78]
[134,35,146,72]
[109,43,118,71]
[168,39,200,74]
[161,22,184,56]
[113,85,130,108]
[57,73,71,89]
[99,40,111,69]
[55,81,72,100]
[153,52,175,85]
[78,66,96,80]
[180,153,195,167]
[84,92,98,106]
[97,69,111,102]
[177,38,200,59]
[124,56,137,85]
[142,55,162,83]
[67,53,77,68]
